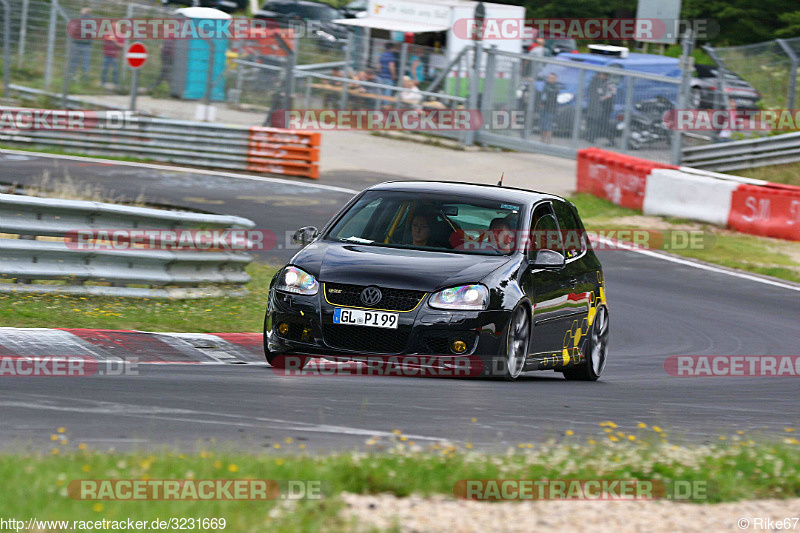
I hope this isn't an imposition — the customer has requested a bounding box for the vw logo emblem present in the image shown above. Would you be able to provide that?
[360,287,382,306]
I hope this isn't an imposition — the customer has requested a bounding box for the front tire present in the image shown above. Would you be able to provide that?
[492,306,530,381]
[563,306,609,381]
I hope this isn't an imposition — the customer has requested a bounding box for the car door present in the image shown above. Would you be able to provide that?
[551,199,592,357]
[522,201,571,356]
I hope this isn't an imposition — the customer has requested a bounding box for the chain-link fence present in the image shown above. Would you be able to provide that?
[1,4,694,164]
[472,48,685,164]
[708,37,800,109]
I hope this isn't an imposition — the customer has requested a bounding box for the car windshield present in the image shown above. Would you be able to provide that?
[326,191,523,255]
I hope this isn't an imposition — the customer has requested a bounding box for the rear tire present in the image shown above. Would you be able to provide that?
[563,306,609,381]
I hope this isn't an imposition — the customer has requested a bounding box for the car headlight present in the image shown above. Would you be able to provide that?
[276,266,319,295]
[429,284,489,311]
[557,92,574,105]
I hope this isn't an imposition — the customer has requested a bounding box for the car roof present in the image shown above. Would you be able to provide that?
[366,180,564,205]
[558,52,680,67]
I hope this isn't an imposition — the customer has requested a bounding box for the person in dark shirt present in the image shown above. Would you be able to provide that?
[149,39,176,92]
[585,72,616,144]
[378,42,398,97]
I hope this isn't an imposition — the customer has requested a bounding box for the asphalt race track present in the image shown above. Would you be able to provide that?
[1,150,799,452]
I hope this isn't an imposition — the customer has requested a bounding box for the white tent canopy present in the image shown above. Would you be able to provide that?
[332,17,450,34]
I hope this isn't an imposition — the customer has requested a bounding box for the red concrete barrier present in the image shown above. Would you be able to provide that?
[728,184,800,241]
[576,149,678,210]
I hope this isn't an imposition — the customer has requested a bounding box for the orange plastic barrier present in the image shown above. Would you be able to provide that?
[576,149,678,210]
[728,184,800,241]
[247,127,321,179]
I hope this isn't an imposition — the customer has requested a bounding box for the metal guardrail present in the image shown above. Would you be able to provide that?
[0,110,322,179]
[681,132,800,171]
[0,192,256,298]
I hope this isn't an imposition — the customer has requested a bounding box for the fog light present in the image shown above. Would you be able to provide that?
[278,323,289,335]
[451,339,467,354]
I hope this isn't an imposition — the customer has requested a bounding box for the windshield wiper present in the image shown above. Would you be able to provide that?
[341,236,374,244]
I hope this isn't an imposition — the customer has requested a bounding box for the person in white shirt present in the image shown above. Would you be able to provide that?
[400,76,423,109]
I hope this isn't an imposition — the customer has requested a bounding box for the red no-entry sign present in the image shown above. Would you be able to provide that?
[126,42,148,69]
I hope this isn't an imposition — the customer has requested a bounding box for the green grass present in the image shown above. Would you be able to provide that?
[0,263,279,332]
[4,427,800,530]
[733,162,800,188]
[0,144,156,164]
[570,193,800,283]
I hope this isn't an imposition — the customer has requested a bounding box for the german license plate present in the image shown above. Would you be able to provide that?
[333,308,398,329]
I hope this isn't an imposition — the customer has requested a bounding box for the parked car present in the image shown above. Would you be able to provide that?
[341,0,368,18]
[255,0,348,49]
[691,64,761,109]
[545,39,578,55]
[162,0,247,14]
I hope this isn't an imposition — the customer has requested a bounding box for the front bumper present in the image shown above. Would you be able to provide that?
[265,288,513,364]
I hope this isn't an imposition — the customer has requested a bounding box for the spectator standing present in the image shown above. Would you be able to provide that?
[528,38,546,57]
[101,34,124,88]
[378,42,398,96]
[149,39,176,92]
[538,72,559,144]
[408,47,425,84]
[68,8,93,82]
[586,72,616,144]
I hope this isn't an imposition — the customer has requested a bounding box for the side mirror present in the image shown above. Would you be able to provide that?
[532,249,565,269]
[292,226,319,246]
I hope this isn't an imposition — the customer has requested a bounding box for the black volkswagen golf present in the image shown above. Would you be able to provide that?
[264,181,609,381]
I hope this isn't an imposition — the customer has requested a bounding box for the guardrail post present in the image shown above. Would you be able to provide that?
[777,39,798,110]
[464,44,481,146]
[570,69,585,146]
[395,42,408,109]
[339,32,352,110]
[1,0,9,98]
[44,0,57,90]
[672,30,694,165]
[17,0,28,68]
[508,58,519,118]
[523,59,540,140]
[284,33,297,110]
[619,75,634,152]
[61,38,71,107]
[479,45,497,140]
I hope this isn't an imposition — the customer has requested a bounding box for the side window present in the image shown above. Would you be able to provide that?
[529,202,564,257]
[336,199,381,239]
[553,200,584,259]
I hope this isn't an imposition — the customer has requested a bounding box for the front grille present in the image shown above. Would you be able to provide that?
[323,324,410,354]
[324,283,425,312]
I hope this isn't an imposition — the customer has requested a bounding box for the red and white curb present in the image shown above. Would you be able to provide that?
[0,327,266,365]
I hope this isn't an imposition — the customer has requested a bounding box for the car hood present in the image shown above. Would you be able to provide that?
[291,241,514,292]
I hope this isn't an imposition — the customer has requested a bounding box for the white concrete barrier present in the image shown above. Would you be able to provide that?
[643,169,739,226]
